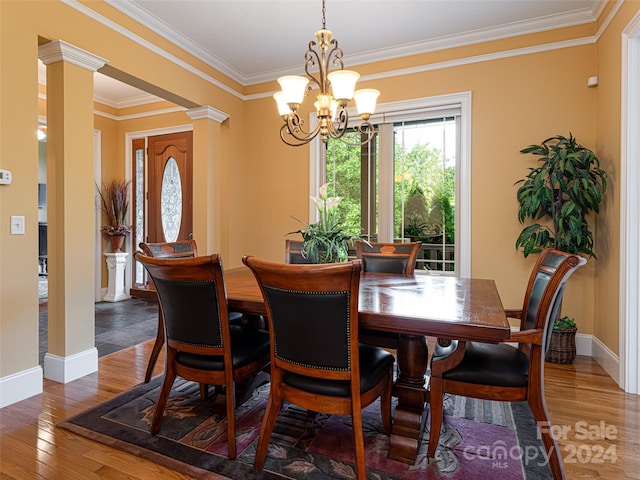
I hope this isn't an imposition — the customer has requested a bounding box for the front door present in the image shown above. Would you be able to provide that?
[131,131,193,291]
[147,131,193,243]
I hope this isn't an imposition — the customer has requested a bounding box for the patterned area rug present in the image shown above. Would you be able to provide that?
[58,378,552,479]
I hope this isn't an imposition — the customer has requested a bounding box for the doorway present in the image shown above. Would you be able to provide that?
[129,129,194,290]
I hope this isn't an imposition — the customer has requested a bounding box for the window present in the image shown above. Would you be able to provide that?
[311,93,471,276]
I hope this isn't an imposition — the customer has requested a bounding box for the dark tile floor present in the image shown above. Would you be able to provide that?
[39,298,158,365]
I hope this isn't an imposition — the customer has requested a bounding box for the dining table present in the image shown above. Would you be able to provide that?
[223,266,511,465]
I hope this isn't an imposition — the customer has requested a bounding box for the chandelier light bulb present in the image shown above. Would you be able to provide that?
[277,75,309,108]
[273,92,292,117]
[327,70,359,103]
[353,89,380,118]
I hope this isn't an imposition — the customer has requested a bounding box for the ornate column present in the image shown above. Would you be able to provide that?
[103,253,130,302]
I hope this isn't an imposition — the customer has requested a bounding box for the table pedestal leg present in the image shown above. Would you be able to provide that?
[388,334,429,464]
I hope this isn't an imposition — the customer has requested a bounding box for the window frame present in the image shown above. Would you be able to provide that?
[309,92,472,276]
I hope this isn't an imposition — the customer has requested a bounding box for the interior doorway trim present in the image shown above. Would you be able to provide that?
[124,124,193,292]
[620,12,640,394]
[94,129,102,301]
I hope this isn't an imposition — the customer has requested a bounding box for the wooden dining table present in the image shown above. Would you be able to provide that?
[223,266,511,465]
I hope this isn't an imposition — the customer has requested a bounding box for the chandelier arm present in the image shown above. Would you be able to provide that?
[304,47,323,90]
[326,108,349,139]
[280,124,312,147]
[336,126,377,147]
[327,40,344,71]
[284,112,323,143]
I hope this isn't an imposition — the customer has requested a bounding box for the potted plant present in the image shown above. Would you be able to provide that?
[515,133,607,363]
[545,316,577,364]
[97,179,131,252]
[289,183,356,263]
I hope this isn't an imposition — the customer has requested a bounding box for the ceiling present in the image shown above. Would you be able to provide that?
[52,0,605,107]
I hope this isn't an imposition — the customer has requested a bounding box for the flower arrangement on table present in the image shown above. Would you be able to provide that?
[289,183,357,263]
[97,179,131,251]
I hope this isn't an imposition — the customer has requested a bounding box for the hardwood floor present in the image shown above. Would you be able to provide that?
[1,345,639,479]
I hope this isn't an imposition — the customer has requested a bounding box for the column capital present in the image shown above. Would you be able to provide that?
[38,40,108,72]
[186,106,229,123]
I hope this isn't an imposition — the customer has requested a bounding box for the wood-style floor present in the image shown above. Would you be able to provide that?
[1,342,639,479]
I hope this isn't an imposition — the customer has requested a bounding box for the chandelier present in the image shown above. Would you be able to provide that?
[273,0,380,147]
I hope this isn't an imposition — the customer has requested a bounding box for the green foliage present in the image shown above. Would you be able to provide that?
[404,212,428,238]
[515,133,607,258]
[325,129,456,245]
[289,183,356,263]
[553,315,576,331]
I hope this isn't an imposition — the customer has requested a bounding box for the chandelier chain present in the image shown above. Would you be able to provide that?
[321,0,326,29]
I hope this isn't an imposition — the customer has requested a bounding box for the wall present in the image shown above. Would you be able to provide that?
[1,0,637,404]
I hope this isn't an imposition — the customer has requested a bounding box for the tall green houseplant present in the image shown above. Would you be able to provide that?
[515,133,607,258]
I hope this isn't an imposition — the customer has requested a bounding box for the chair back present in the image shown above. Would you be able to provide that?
[243,256,362,379]
[284,239,313,264]
[518,249,587,351]
[139,239,198,259]
[355,241,421,275]
[134,252,229,352]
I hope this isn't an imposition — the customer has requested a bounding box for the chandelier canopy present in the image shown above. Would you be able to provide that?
[274,0,380,147]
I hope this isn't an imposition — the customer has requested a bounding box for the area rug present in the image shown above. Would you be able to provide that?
[58,378,552,479]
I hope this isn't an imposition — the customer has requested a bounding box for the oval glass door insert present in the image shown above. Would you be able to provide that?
[160,157,182,242]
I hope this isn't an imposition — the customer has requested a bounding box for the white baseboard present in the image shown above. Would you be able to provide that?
[0,366,43,408]
[575,332,592,356]
[590,336,620,385]
[44,348,99,383]
[510,328,620,386]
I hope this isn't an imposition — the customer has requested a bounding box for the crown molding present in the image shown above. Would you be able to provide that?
[62,0,242,99]
[103,0,601,87]
[93,92,164,109]
[62,0,614,108]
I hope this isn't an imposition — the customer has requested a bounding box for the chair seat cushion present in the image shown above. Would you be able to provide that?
[229,311,243,324]
[284,344,394,397]
[177,325,270,370]
[434,341,529,388]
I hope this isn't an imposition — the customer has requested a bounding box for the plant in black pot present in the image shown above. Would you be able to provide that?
[515,133,607,363]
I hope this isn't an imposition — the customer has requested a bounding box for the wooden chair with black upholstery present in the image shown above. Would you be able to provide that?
[242,256,394,480]
[427,249,587,479]
[134,252,271,460]
[355,240,422,349]
[355,240,422,275]
[137,239,243,383]
[284,238,313,264]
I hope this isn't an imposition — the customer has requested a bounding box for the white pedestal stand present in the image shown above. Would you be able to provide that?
[103,252,130,302]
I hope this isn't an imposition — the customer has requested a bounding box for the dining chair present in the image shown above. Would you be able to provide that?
[137,240,243,383]
[284,238,313,264]
[355,240,422,349]
[134,252,270,459]
[242,256,394,480]
[427,249,587,479]
[355,240,422,275]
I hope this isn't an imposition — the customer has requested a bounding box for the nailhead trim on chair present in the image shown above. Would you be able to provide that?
[263,285,351,371]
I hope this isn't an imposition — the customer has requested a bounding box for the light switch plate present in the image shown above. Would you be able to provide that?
[0,169,12,185]
[11,216,25,235]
